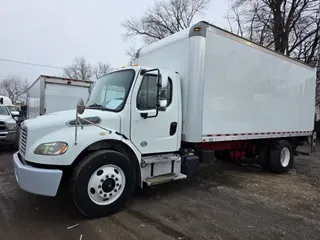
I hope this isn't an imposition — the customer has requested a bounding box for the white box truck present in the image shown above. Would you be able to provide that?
[27,75,93,119]
[13,21,316,218]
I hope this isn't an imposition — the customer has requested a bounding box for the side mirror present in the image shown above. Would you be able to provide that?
[157,72,169,112]
[159,73,168,89]
[158,88,168,112]
[77,98,85,115]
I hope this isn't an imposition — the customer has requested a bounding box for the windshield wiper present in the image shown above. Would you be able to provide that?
[87,103,104,109]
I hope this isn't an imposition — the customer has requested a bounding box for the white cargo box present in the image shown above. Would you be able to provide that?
[27,75,92,119]
[136,21,316,143]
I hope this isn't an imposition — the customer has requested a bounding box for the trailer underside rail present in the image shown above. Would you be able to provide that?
[202,131,313,142]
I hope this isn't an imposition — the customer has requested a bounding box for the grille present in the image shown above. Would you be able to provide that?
[0,121,6,131]
[20,127,28,155]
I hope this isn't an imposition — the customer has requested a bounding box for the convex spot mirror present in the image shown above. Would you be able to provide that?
[158,99,168,111]
[157,72,169,112]
[158,73,168,89]
[77,98,85,115]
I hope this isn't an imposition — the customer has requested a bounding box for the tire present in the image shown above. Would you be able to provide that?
[70,150,135,218]
[268,140,293,173]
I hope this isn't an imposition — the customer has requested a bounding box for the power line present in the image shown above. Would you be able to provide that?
[0,58,64,69]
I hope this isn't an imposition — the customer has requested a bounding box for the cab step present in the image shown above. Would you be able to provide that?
[144,173,187,186]
[141,153,180,165]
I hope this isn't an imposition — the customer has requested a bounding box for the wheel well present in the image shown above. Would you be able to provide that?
[71,140,141,187]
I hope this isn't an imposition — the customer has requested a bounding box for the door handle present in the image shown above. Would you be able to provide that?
[170,122,177,136]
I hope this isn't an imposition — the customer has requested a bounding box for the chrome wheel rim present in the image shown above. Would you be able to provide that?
[280,147,290,167]
[87,164,126,205]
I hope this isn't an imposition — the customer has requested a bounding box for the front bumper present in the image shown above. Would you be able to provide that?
[0,131,17,144]
[13,152,63,197]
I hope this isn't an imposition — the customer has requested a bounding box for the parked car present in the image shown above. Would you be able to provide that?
[0,103,18,149]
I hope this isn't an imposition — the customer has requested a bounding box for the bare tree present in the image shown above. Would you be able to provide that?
[93,62,113,80]
[0,76,28,103]
[228,0,320,95]
[63,57,93,81]
[63,57,114,81]
[228,0,320,58]
[122,0,210,44]
[126,46,139,65]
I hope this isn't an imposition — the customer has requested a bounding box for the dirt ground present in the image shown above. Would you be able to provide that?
[0,145,319,240]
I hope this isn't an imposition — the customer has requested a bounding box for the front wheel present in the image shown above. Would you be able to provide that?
[70,150,135,218]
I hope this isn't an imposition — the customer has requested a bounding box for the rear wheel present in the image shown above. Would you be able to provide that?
[70,150,135,218]
[268,140,293,173]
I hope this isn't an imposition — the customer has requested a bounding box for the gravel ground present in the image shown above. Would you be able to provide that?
[0,145,319,240]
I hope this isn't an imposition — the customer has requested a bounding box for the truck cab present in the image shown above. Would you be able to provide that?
[13,66,183,217]
[86,66,181,154]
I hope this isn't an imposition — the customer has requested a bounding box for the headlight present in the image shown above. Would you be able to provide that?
[6,122,17,131]
[34,142,68,156]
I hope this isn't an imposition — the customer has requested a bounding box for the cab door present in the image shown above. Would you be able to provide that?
[130,70,180,154]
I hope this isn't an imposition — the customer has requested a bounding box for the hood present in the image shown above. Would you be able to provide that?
[23,109,121,136]
[0,114,15,123]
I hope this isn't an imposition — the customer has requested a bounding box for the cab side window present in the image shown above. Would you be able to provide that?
[137,75,172,110]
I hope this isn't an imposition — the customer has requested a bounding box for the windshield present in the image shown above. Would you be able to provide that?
[86,69,135,112]
[7,106,19,112]
[0,106,10,115]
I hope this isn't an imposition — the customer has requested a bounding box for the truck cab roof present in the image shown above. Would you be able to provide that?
[0,96,13,106]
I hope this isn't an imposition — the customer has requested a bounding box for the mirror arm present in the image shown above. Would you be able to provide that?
[146,110,159,119]
[140,112,148,119]
[140,68,160,76]
[141,107,159,119]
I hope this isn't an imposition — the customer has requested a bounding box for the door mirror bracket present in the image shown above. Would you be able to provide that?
[140,112,148,119]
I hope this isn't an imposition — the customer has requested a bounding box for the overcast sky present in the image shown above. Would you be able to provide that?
[0,0,230,84]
